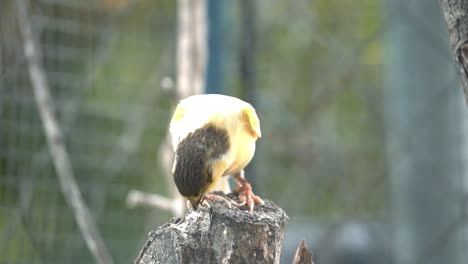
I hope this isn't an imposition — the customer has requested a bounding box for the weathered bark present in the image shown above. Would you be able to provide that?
[439,0,468,102]
[292,240,314,264]
[134,197,288,264]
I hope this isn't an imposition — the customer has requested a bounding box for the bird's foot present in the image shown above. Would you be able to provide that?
[201,193,245,209]
[234,181,264,212]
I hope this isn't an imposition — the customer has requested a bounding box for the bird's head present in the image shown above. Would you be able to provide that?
[172,124,230,210]
[173,153,212,209]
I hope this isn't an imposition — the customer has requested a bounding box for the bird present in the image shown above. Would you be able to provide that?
[169,94,264,212]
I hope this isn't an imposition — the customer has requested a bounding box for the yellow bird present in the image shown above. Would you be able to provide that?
[169,94,264,212]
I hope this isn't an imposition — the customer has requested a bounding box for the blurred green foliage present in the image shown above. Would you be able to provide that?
[254,0,385,218]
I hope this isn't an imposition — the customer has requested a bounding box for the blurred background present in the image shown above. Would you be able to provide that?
[1,0,468,263]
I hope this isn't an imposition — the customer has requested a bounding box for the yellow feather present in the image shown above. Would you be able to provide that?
[241,108,261,138]
[171,104,186,123]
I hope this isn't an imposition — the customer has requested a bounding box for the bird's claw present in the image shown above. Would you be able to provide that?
[186,196,215,210]
[201,199,211,208]
[189,187,263,212]
[234,182,264,212]
[204,193,232,208]
[200,193,250,210]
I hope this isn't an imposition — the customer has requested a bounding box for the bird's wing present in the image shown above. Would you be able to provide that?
[241,107,261,138]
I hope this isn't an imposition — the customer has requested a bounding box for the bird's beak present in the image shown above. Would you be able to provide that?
[189,196,202,210]
[190,199,199,210]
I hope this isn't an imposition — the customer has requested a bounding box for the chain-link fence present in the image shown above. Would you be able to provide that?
[0,0,466,263]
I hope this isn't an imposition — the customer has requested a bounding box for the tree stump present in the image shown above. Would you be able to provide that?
[134,195,288,264]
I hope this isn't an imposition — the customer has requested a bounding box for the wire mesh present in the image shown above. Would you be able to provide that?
[1,0,176,263]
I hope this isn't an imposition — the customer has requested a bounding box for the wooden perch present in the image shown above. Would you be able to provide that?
[134,196,288,264]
